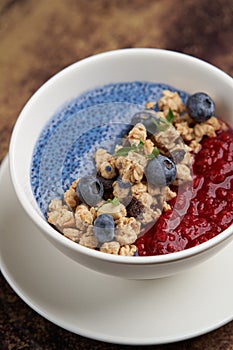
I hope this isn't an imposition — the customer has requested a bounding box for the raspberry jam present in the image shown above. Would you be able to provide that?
[136,126,233,256]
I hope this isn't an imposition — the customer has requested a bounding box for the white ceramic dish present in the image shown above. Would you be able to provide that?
[9,48,233,279]
[1,157,233,345]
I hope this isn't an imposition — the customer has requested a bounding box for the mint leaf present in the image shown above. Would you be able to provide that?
[97,197,120,211]
[152,146,160,157]
[138,138,145,149]
[111,196,120,206]
[166,108,175,123]
[152,110,174,132]
[146,146,160,159]
[152,118,168,131]
[115,140,144,157]
[97,196,120,211]
[115,146,137,156]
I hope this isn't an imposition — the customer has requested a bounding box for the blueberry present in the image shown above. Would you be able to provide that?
[145,155,177,187]
[93,214,115,244]
[76,175,104,206]
[131,111,159,134]
[186,92,215,122]
[117,177,131,190]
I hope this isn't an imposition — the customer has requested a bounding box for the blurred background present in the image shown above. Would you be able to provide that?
[0,0,232,349]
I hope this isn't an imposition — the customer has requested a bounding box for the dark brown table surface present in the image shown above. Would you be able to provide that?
[0,0,233,349]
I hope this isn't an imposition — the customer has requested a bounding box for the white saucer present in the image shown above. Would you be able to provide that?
[0,156,233,345]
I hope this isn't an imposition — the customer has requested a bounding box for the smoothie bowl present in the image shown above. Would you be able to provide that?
[9,49,233,279]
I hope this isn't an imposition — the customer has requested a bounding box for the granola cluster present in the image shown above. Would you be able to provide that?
[47,89,226,256]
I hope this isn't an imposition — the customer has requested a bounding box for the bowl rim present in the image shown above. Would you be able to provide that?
[9,48,233,265]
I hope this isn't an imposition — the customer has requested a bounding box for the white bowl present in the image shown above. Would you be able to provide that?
[9,48,233,279]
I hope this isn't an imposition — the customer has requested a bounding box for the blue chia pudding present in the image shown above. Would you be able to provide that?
[31,81,230,256]
[31,82,188,216]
